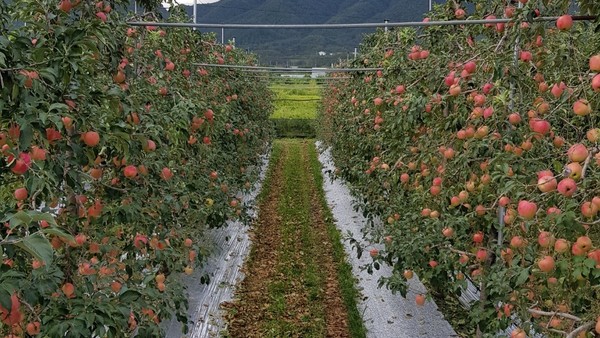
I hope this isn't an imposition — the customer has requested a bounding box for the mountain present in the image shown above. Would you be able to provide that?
[171,0,446,67]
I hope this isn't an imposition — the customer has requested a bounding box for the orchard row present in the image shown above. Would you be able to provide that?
[320,0,600,336]
[0,0,272,336]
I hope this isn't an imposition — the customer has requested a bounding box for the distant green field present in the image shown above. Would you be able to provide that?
[270,80,321,119]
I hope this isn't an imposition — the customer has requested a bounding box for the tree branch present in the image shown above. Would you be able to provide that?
[566,321,595,338]
[527,308,582,322]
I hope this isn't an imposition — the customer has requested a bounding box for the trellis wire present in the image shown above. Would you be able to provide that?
[193,63,383,72]
[127,15,596,29]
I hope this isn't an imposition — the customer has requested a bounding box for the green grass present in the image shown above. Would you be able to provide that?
[306,142,368,338]
[271,118,316,138]
[261,139,366,338]
[270,80,321,120]
[264,139,325,336]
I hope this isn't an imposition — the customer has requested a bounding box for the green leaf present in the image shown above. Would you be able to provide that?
[39,67,58,84]
[3,211,33,229]
[584,258,596,269]
[48,103,69,113]
[3,211,57,229]
[0,289,11,310]
[42,227,74,243]
[15,233,54,266]
[514,267,530,287]
[31,212,56,225]
[119,290,141,303]
[18,122,33,150]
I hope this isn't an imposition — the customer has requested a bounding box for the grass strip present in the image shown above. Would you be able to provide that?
[306,142,368,338]
[270,81,321,120]
[225,139,366,337]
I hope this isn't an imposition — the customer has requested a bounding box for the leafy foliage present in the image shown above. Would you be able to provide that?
[0,0,272,336]
[319,0,600,336]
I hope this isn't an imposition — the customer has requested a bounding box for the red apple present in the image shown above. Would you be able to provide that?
[510,236,526,249]
[123,165,138,179]
[554,239,569,253]
[565,162,582,180]
[82,131,100,147]
[551,83,564,98]
[581,201,598,218]
[464,61,476,74]
[517,200,537,220]
[14,187,28,201]
[576,236,593,252]
[482,83,493,94]
[538,231,554,248]
[476,249,488,262]
[593,74,600,92]
[499,196,511,207]
[568,144,588,162]
[572,244,586,257]
[519,51,532,62]
[96,12,107,22]
[449,84,461,96]
[538,256,555,272]
[586,128,600,143]
[369,248,378,258]
[400,173,409,183]
[537,175,557,193]
[557,178,577,197]
[573,99,591,116]
[529,118,550,135]
[144,139,156,152]
[441,227,454,238]
[508,113,521,125]
[58,0,72,12]
[511,328,526,338]
[588,249,600,266]
[556,15,573,30]
[161,167,173,181]
[415,294,425,306]
[62,283,75,298]
[590,54,600,71]
[592,196,600,209]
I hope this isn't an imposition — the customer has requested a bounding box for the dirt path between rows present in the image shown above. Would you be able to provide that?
[223,139,353,338]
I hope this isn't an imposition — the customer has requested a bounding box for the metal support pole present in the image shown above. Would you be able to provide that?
[192,0,197,31]
[221,27,224,44]
[429,0,432,11]
[508,2,524,112]
[500,1,524,249]
[384,19,389,32]
[134,1,137,14]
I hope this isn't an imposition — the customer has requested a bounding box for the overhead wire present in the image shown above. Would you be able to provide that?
[128,16,597,29]
[192,63,382,72]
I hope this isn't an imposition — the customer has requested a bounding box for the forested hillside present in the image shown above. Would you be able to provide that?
[175,0,445,66]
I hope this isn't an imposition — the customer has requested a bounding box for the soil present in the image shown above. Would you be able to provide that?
[223,140,352,338]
